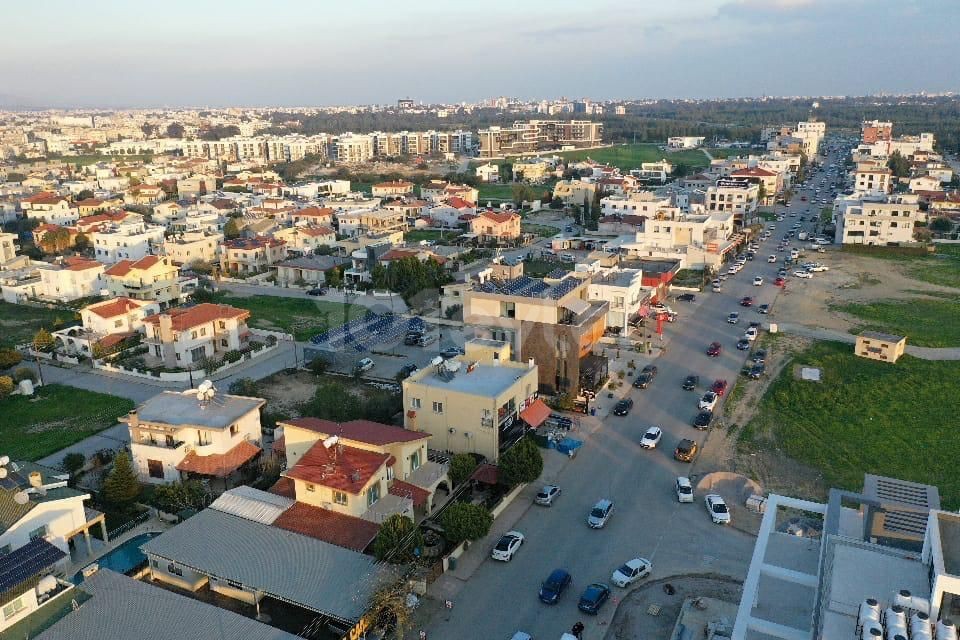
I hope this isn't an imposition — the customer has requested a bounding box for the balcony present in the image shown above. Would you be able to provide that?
[361,493,413,524]
[137,437,185,450]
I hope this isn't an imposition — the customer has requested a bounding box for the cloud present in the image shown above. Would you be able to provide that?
[522,24,605,39]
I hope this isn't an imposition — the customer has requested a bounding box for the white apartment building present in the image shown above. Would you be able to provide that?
[854,166,893,197]
[335,134,375,163]
[0,232,18,263]
[162,230,223,266]
[835,196,924,246]
[706,179,759,225]
[600,191,673,217]
[125,390,265,486]
[587,268,645,332]
[90,215,166,263]
[37,257,105,302]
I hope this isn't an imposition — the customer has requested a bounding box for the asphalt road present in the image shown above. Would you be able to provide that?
[421,148,847,640]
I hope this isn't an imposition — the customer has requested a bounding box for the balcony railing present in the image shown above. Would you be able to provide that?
[137,438,185,450]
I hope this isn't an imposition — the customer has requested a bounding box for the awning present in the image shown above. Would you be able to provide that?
[176,441,261,477]
[562,298,591,316]
[519,399,552,428]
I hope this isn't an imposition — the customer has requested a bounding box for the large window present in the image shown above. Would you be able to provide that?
[147,459,164,479]
[366,483,381,507]
[334,490,348,506]
[28,525,47,541]
[2,596,26,620]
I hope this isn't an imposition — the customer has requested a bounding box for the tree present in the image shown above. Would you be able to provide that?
[166,123,185,138]
[497,436,544,487]
[101,451,141,510]
[757,181,767,204]
[306,356,329,375]
[672,162,691,178]
[372,514,423,563]
[152,480,209,514]
[40,227,71,254]
[12,367,36,383]
[549,196,564,209]
[62,452,86,480]
[227,377,258,396]
[0,348,22,370]
[440,502,493,544]
[0,376,13,398]
[887,151,911,178]
[77,189,95,201]
[511,184,534,207]
[32,328,55,353]
[223,218,242,239]
[930,217,953,234]
[367,578,416,640]
[73,233,90,252]
[448,453,478,488]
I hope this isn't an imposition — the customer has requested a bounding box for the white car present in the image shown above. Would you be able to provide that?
[355,357,375,372]
[640,426,663,449]
[793,270,813,279]
[767,255,777,263]
[705,494,731,524]
[611,558,653,588]
[744,327,759,341]
[698,391,718,411]
[809,265,829,272]
[753,276,763,286]
[676,477,694,503]
[491,531,525,561]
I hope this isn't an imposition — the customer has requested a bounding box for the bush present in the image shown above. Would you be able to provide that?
[440,502,493,544]
[498,436,544,487]
[222,350,242,364]
[0,376,14,398]
[62,452,86,478]
[228,377,259,396]
[448,453,479,488]
[307,357,329,375]
[0,348,22,370]
[12,367,37,383]
[372,514,424,563]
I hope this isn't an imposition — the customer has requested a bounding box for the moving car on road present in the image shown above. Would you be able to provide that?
[676,477,694,502]
[674,439,699,462]
[793,270,812,279]
[753,276,763,286]
[740,296,754,307]
[611,559,653,588]
[534,485,561,506]
[727,312,740,324]
[539,569,572,604]
[675,293,696,302]
[758,304,770,314]
[706,342,722,357]
[491,531,524,561]
[705,494,731,524]
[587,499,614,528]
[640,426,663,449]
[682,374,700,390]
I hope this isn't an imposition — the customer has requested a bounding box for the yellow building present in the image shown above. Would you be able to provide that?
[103,255,183,309]
[402,342,539,463]
[855,331,906,363]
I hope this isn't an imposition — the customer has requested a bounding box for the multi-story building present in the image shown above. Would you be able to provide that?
[162,230,223,266]
[478,120,602,158]
[705,179,759,226]
[371,180,414,198]
[90,214,165,263]
[219,236,286,275]
[599,191,673,217]
[862,119,894,144]
[469,211,522,243]
[125,390,264,487]
[143,303,251,369]
[402,341,540,462]
[124,184,165,206]
[854,166,892,197]
[616,209,737,269]
[38,257,105,302]
[463,263,608,395]
[586,268,646,333]
[834,196,924,246]
[334,134,375,163]
[273,225,337,254]
[103,255,182,309]
[0,232,18,263]
[730,167,782,204]
[20,192,76,225]
[552,179,597,205]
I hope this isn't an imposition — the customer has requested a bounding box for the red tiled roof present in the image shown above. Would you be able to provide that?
[285,441,388,494]
[96,331,136,350]
[446,196,474,209]
[143,303,249,332]
[731,167,777,177]
[297,226,336,237]
[74,198,104,207]
[103,255,162,276]
[281,418,428,446]
[389,480,429,508]
[479,211,519,224]
[176,440,261,477]
[75,211,130,230]
[268,476,296,499]
[294,206,334,218]
[470,463,499,485]
[24,192,67,205]
[272,502,379,552]
[223,236,285,250]
[85,297,145,319]
[373,180,414,189]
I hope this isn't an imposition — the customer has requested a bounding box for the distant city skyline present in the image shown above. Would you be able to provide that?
[4,0,959,109]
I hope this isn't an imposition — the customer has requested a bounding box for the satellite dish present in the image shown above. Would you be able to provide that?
[0,468,6,479]
[431,356,444,367]
[322,436,339,449]
[0,455,9,467]
[14,491,30,505]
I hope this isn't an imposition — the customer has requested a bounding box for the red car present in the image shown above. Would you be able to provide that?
[774,277,786,287]
[711,379,729,396]
[800,196,807,201]
[740,296,753,307]
[706,342,722,357]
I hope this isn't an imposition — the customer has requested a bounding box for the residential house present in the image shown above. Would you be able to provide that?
[586,268,646,333]
[512,159,552,182]
[73,196,121,217]
[124,184,165,206]
[371,180,414,198]
[855,331,906,364]
[220,236,286,274]
[274,254,349,287]
[854,165,892,197]
[469,210,521,243]
[125,390,264,486]
[475,162,500,183]
[273,225,337,254]
[20,192,76,225]
[553,179,597,206]
[667,136,705,149]
[143,303,251,369]
[730,167,781,204]
[286,206,334,227]
[909,175,941,193]
[0,232,18,263]
[162,230,223,266]
[0,538,73,635]
[37,257,105,302]
[90,214,165,262]
[80,297,157,337]
[424,197,476,228]
[402,342,540,462]
[103,255,182,308]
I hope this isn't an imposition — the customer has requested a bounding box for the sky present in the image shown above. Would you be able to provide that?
[2,0,959,108]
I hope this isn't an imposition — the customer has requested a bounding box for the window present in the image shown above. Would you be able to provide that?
[230,424,239,437]
[154,345,162,357]
[386,466,395,481]
[147,459,164,479]
[191,331,198,339]
[3,596,26,621]
[334,490,348,505]
[410,450,421,471]
[168,563,183,576]
[221,339,228,347]
[410,398,421,409]
[0,544,11,556]
[432,401,443,414]
[306,483,315,492]
[114,319,123,328]
[199,327,206,336]
[366,483,381,507]
[29,525,48,541]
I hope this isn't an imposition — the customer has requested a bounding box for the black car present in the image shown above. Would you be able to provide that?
[633,365,658,389]
[578,583,611,615]
[749,364,766,379]
[398,363,419,379]
[539,569,572,604]
[693,410,713,430]
[403,333,424,345]
[440,346,462,359]
[675,293,696,302]
[736,338,750,351]
[751,349,767,364]
[306,287,328,296]
[682,375,699,390]
[612,398,634,416]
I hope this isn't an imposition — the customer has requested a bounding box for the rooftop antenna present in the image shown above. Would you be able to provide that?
[196,380,216,408]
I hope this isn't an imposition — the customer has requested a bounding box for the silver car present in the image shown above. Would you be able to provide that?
[535,485,562,506]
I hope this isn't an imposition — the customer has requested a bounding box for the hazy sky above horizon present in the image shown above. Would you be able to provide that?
[3,0,958,108]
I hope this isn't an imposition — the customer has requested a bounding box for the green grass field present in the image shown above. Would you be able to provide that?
[739,341,960,508]
[832,297,960,347]
[843,244,960,289]
[477,184,519,201]
[552,144,710,171]
[0,384,135,461]
[0,302,77,349]
[51,154,153,166]
[522,259,573,278]
[521,223,560,238]
[704,147,758,159]
[216,294,368,342]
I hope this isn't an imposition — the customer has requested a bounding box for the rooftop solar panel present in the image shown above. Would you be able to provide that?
[0,537,66,594]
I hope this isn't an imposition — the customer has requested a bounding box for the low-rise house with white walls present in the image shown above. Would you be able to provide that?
[90,214,165,263]
[37,257,105,302]
[162,230,223,266]
[142,302,251,369]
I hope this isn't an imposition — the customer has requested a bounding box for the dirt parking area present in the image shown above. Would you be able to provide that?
[256,370,319,415]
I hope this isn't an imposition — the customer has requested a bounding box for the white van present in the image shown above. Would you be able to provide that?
[561,252,576,262]
[797,232,808,241]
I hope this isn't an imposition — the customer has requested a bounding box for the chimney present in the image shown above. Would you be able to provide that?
[127,409,139,429]
[29,471,43,488]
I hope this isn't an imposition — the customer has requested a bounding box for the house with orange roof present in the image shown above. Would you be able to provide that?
[73,210,134,235]
[730,166,782,204]
[371,180,414,198]
[124,184,165,206]
[103,255,183,308]
[74,196,122,217]
[425,197,477,227]
[286,206,334,226]
[80,297,160,337]
[37,256,105,302]
[219,236,287,275]
[143,303,251,368]
[124,390,265,487]
[469,210,522,243]
[20,192,76,225]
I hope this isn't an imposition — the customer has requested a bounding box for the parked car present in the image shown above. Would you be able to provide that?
[534,485,562,506]
[578,583,611,614]
[612,398,634,416]
[633,365,658,388]
[751,349,767,364]
[611,559,652,588]
[706,342,722,357]
[698,391,718,411]
[539,569,572,604]
[693,410,712,430]
[727,312,740,324]
[744,327,759,341]
[491,531,525,561]
[740,297,754,307]
[793,270,813,279]
[355,357,375,373]
[682,374,699,390]
[674,439,699,462]
[758,303,770,314]
[705,494,731,524]
[399,363,419,378]
[675,293,696,302]
[736,338,750,351]
[749,364,766,379]
[306,287,328,296]
[587,499,614,529]
[633,424,662,449]
[711,379,729,396]
[440,346,463,358]
[774,277,786,287]
[676,477,694,503]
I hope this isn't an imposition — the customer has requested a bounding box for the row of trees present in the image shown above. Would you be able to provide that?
[370,256,451,303]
